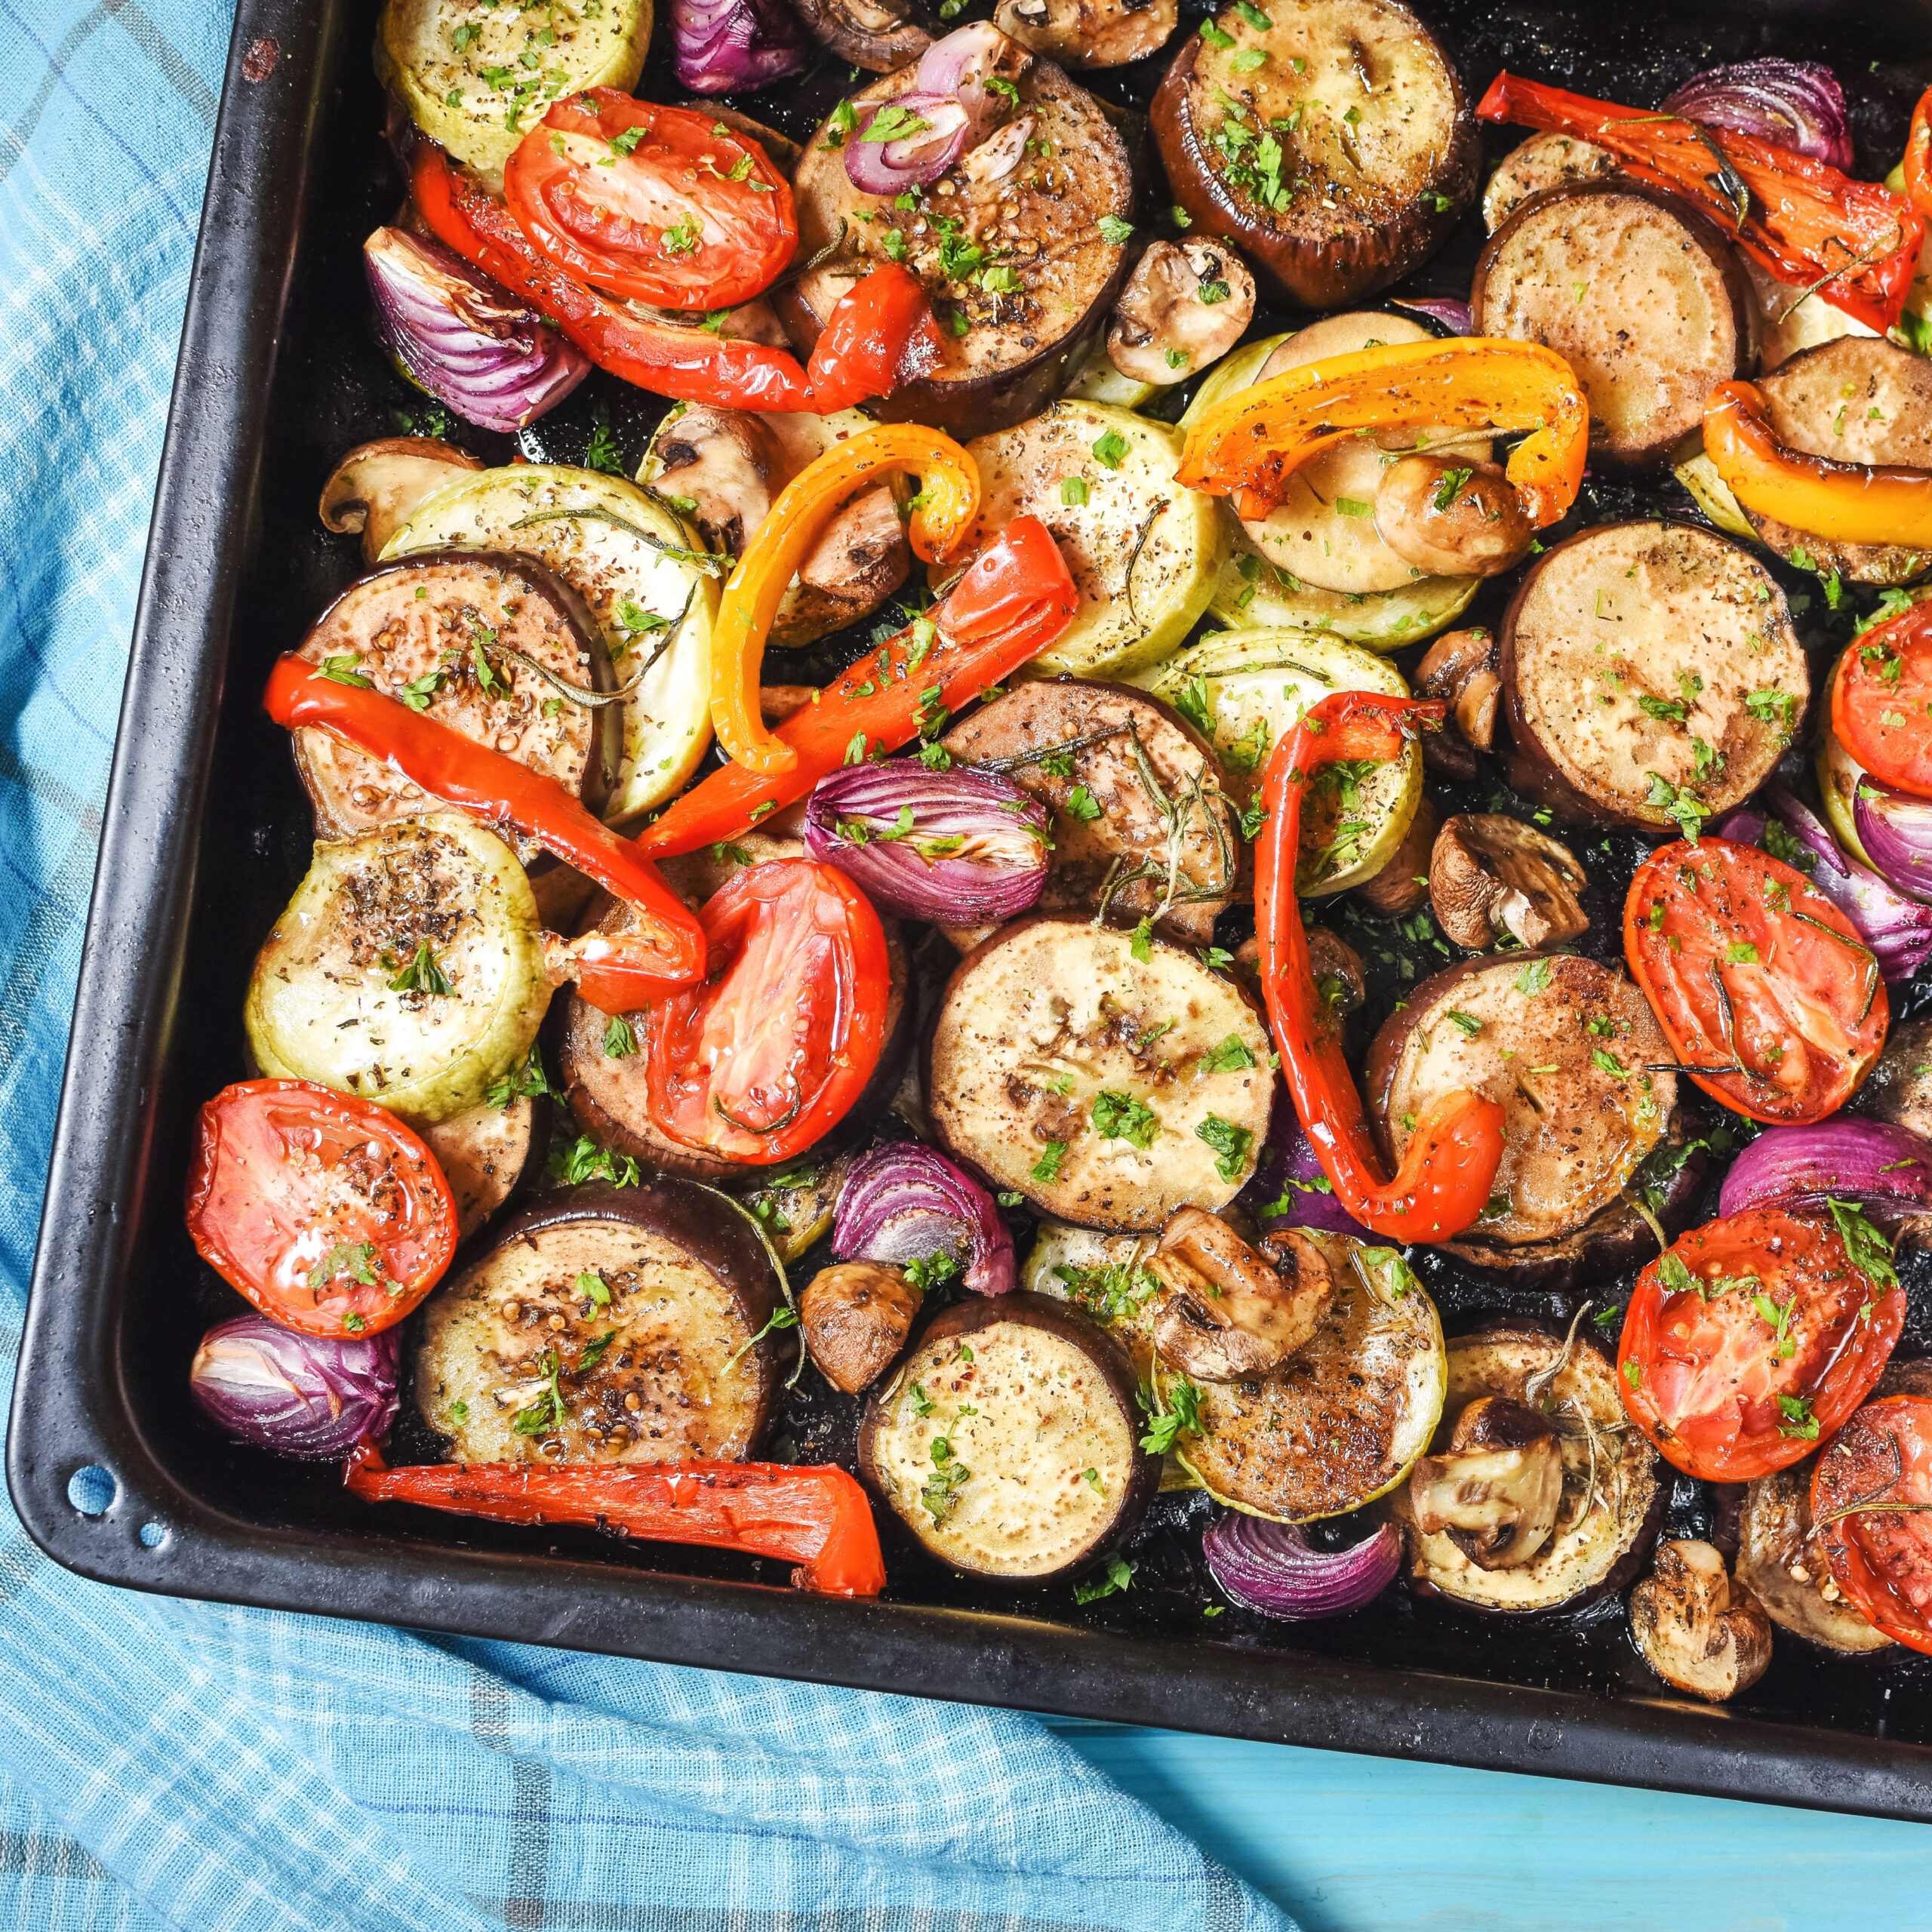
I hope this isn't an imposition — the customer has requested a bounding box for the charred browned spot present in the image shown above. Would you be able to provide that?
[242,35,278,81]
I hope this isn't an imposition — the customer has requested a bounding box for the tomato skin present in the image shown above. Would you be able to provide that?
[643,861,889,1164]
[1813,1395,1932,1654]
[1624,838,1887,1124]
[1617,1208,1903,1482]
[504,91,795,309]
[1832,605,1932,799]
[185,1081,458,1337]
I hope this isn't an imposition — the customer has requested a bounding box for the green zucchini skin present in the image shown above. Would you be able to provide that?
[245,813,552,1122]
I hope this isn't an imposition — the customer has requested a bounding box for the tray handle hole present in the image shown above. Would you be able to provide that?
[138,1521,167,1549]
[66,1466,116,1516]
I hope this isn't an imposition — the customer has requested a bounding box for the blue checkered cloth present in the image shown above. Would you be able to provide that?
[0,5,1298,1927]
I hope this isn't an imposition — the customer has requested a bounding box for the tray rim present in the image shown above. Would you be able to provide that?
[13,0,1932,1826]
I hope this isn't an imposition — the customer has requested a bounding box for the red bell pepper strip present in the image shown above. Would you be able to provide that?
[1254,692,1506,1242]
[263,657,703,1012]
[411,140,816,414]
[637,515,1078,856]
[806,263,946,413]
[1906,88,1932,223]
[1476,72,1924,334]
[345,1441,886,1597]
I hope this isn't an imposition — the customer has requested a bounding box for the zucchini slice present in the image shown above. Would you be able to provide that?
[925,917,1272,1231]
[1031,1224,1447,1522]
[383,465,718,823]
[414,1177,785,1464]
[968,401,1223,681]
[1206,544,1478,650]
[1669,435,1757,543]
[245,814,551,1121]
[1063,342,1158,412]
[1816,709,1880,869]
[1148,628,1421,891]
[375,0,651,178]
[1180,318,1489,598]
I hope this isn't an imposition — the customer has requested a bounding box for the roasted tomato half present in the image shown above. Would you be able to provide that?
[1814,1393,1932,1655]
[504,90,795,310]
[1617,1205,1903,1482]
[186,1079,458,1337]
[645,859,889,1164]
[1832,602,1932,799]
[1624,837,1886,1124]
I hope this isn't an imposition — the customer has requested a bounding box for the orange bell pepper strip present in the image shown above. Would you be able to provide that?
[1254,691,1506,1243]
[1907,89,1932,222]
[710,423,983,777]
[1703,380,1932,549]
[1174,338,1589,530]
[1477,72,1924,335]
[345,1441,886,1597]
[411,140,816,413]
[263,657,704,1012]
[640,515,1077,856]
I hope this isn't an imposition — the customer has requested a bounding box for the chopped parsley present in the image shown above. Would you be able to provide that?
[602,1014,637,1058]
[1195,1114,1252,1180]
[1093,1088,1160,1149]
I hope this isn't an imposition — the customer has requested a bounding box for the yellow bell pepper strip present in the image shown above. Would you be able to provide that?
[711,423,981,778]
[1254,691,1506,1243]
[1906,88,1932,222]
[1477,72,1924,335]
[1703,380,1932,549]
[1174,338,1589,531]
[640,515,1078,857]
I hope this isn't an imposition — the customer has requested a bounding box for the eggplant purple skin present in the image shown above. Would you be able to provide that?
[1150,27,1478,309]
[1400,1321,1667,1619]
[856,1291,1161,1586]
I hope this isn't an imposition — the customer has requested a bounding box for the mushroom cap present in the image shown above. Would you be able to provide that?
[1410,1395,1565,1571]
[1629,1538,1774,1702]
[1108,240,1258,387]
[1374,454,1534,579]
[1146,1208,1331,1383]
[1428,811,1589,951]
[799,1261,921,1395]
[317,438,485,563]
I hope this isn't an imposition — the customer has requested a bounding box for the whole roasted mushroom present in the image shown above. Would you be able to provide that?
[318,438,485,563]
[789,0,931,71]
[1106,241,1257,386]
[1374,454,1534,579]
[1146,1208,1331,1383]
[1429,814,1589,951]
[653,405,789,555]
[1414,627,1500,780]
[800,1261,922,1395]
[1629,1539,1774,1702]
[995,0,1176,68]
[1408,1396,1564,1571]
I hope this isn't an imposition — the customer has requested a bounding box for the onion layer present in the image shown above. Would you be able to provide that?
[189,1316,400,1460]
[672,0,809,95]
[1713,789,1932,983]
[844,94,973,195]
[1660,60,1854,173]
[1716,1118,1932,1223]
[1203,1513,1401,1620]
[833,1142,1016,1296]
[1246,1115,1370,1238]
[1392,297,1474,337]
[1854,777,1932,906]
[364,227,589,433]
[804,762,1049,924]
[916,23,1030,145]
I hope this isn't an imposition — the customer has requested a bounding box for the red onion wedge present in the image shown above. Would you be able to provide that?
[1661,59,1853,173]
[190,1316,400,1460]
[1204,1513,1401,1620]
[365,226,589,433]
[1854,777,1932,907]
[1391,297,1473,337]
[804,762,1048,924]
[833,1142,1016,1296]
[916,22,1032,145]
[1717,1118,1932,1224]
[1713,788,1932,983]
[672,0,809,95]
[1246,1116,1369,1239]
[844,94,973,194]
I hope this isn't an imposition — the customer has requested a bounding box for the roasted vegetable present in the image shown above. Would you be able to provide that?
[1630,1540,1774,1701]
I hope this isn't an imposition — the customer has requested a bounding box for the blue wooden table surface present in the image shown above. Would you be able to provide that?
[1041,1717,1930,1930]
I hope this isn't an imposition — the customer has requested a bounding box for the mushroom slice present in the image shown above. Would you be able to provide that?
[1146,1208,1332,1383]
[774,485,912,648]
[800,1260,922,1395]
[318,437,485,563]
[1414,626,1500,780]
[1408,1395,1564,1570]
[995,0,1177,69]
[1356,797,1438,918]
[1107,242,1257,387]
[788,0,931,71]
[1629,1539,1774,1703]
[1305,926,1367,1024]
[1374,455,1533,579]
[652,405,791,556]
[1429,813,1588,951]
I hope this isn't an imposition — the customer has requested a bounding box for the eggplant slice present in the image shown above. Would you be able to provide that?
[1481,131,1614,235]
[291,552,617,863]
[1735,1463,1893,1655]
[925,916,1272,1230]
[780,61,1134,438]
[940,681,1237,948]
[414,1094,547,1244]
[1367,954,1676,1259]
[416,1180,786,1465]
[1734,338,1932,586]
[860,1292,1158,1582]
[1500,520,1807,830]
[1472,183,1756,469]
[1389,1324,1663,1614]
[1152,0,1476,309]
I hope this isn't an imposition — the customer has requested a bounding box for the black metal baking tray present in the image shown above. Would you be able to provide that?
[17,0,1932,1822]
